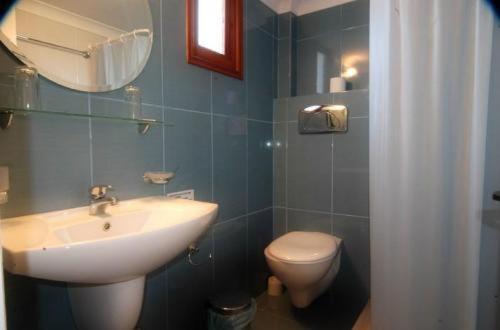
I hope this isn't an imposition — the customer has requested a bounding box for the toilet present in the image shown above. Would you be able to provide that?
[264,231,342,308]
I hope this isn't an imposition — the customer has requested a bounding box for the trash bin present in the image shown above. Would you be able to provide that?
[207,291,256,330]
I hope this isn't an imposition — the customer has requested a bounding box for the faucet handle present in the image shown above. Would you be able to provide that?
[89,185,113,200]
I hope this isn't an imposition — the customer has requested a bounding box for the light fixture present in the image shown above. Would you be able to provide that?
[342,67,358,78]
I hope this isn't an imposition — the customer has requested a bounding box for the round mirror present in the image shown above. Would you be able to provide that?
[0,0,153,92]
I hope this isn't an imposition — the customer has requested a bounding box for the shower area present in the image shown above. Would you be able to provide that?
[266,0,370,327]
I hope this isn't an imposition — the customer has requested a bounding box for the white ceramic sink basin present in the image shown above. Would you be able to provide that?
[1,196,218,284]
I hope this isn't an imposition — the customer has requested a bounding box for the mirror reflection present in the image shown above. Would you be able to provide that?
[0,0,153,92]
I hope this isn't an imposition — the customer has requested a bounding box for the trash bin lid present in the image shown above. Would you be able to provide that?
[208,291,252,315]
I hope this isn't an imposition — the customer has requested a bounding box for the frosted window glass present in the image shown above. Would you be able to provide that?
[197,0,225,54]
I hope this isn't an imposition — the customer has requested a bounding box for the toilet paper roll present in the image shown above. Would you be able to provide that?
[267,276,283,296]
[330,77,346,93]
[0,167,9,192]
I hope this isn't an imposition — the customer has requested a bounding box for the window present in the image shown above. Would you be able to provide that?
[186,0,243,79]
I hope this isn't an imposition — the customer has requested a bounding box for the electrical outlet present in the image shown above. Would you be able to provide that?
[167,189,194,200]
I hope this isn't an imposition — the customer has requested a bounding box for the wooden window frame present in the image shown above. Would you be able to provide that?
[186,0,243,80]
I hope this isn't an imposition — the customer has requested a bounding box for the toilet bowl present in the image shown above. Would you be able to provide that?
[264,231,342,308]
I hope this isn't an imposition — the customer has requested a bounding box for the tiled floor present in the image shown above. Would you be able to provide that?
[251,290,363,330]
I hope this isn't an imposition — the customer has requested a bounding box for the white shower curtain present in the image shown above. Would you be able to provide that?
[370,1,494,329]
[89,31,151,88]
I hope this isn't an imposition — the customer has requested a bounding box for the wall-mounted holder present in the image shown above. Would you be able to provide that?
[138,120,153,135]
[493,191,500,202]
[0,166,9,205]
[0,110,13,130]
[187,243,201,266]
[143,171,175,184]
[0,107,172,134]
[299,104,348,134]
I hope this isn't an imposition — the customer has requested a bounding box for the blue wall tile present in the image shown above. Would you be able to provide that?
[333,118,369,217]
[0,114,91,218]
[247,0,276,36]
[91,98,164,200]
[278,13,291,39]
[341,0,370,29]
[273,98,288,123]
[247,21,274,121]
[296,31,342,95]
[248,209,273,295]
[273,122,286,207]
[341,26,369,90]
[163,0,211,112]
[36,281,76,330]
[164,109,212,202]
[213,217,248,292]
[213,115,248,222]
[333,89,369,118]
[287,122,332,212]
[248,121,273,212]
[277,38,291,98]
[296,6,341,40]
[331,215,370,305]
[167,231,214,329]
[212,73,247,117]
[273,207,287,238]
[137,267,167,330]
[287,209,332,234]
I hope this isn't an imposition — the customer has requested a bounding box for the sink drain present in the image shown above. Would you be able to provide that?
[103,222,111,231]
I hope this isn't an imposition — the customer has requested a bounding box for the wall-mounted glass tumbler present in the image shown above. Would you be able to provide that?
[14,66,40,110]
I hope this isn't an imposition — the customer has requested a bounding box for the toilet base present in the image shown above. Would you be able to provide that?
[284,252,341,308]
[68,276,145,330]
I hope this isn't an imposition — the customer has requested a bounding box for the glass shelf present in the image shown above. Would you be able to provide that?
[0,106,173,127]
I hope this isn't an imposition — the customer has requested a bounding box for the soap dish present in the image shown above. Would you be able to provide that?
[143,171,175,184]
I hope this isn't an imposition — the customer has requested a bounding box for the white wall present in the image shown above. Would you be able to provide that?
[260,0,355,15]
[477,19,500,330]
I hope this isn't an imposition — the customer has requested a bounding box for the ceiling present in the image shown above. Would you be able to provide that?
[260,0,356,15]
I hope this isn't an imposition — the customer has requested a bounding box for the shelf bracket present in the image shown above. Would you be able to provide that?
[138,122,151,135]
[0,111,13,130]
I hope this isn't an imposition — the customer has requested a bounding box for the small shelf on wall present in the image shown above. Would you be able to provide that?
[0,106,173,134]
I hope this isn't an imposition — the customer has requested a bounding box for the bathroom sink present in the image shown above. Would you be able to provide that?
[1,196,218,284]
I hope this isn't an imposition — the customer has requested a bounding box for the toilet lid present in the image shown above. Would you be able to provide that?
[267,231,340,262]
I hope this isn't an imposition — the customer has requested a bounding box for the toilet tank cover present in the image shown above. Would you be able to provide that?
[267,231,341,262]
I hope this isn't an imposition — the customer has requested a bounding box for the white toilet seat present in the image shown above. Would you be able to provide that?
[266,231,340,263]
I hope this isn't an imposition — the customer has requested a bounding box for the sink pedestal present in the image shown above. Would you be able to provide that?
[68,276,145,330]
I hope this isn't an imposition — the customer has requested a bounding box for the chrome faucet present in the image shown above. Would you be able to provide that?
[89,184,118,216]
